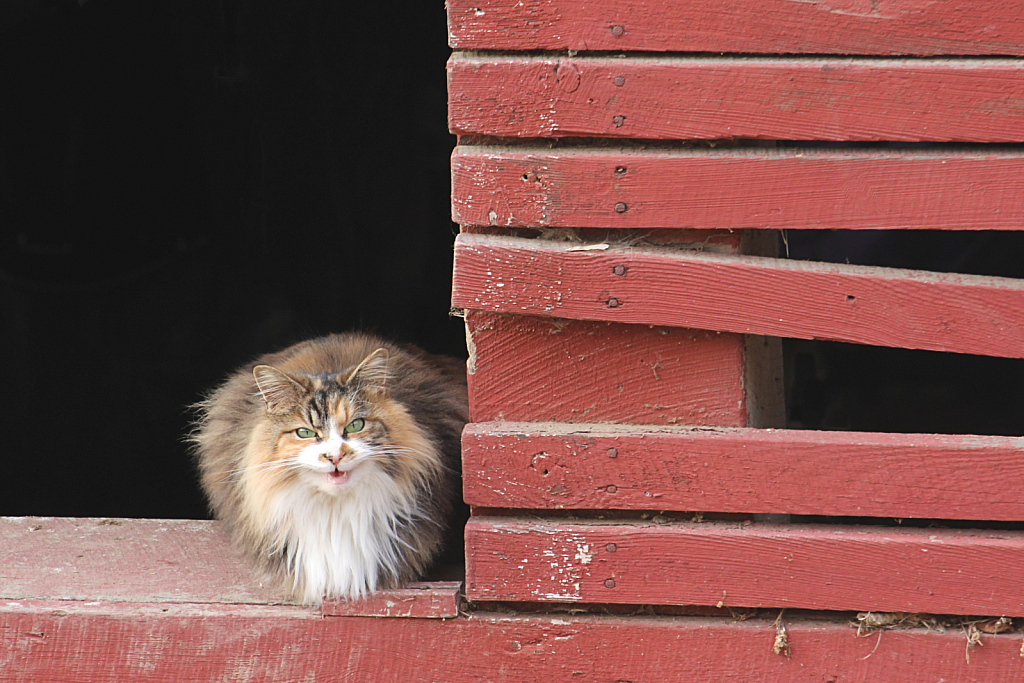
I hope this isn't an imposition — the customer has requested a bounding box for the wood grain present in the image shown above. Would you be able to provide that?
[448,0,1024,56]
[6,601,1024,682]
[453,233,1024,358]
[465,516,1024,615]
[451,146,1024,231]
[322,582,462,618]
[449,55,1024,142]
[465,311,754,426]
[0,517,457,618]
[462,422,1024,520]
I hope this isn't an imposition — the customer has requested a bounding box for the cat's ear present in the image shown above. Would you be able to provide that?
[346,348,390,389]
[253,365,305,414]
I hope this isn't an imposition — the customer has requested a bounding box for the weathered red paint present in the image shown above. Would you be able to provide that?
[0,517,458,618]
[447,0,1024,56]
[462,422,1024,520]
[453,233,1024,359]
[465,311,754,426]
[6,600,1024,682]
[465,516,1024,615]
[449,55,1024,141]
[451,147,1024,231]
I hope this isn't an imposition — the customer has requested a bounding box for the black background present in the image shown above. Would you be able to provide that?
[2,0,1023,520]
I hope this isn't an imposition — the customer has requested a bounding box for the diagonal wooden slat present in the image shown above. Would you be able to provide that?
[452,233,1024,358]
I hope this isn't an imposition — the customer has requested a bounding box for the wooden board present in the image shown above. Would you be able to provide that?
[465,311,755,426]
[0,517,459,618]
[448,0,1024,56]
[462,422,1024,520]
[452,234,1024,359]
[449,55,1024,142]
[6,601,1024,683]
[451,147,1024,231]
[465,516,1024,615]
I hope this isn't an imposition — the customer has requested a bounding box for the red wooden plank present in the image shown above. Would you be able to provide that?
[452,233,1024,359]
[462,422,1024,520]
[448,0,1024,56]
[449,55,1024,142]
[322,582,462,618]
[6,601,1024,683]
[466,311,770,426]
[451,147,1024,231]
[465,516,1024,615]
[0,517,457,617]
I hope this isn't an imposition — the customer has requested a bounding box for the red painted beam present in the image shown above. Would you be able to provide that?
[6,601,1024,682]
[451,147,1024,231]
[462,422,1024,520]
[452,233,1024,359]
[447,0,1024,56]
[465,516,1024,615]
[465,311,765,426]
[449,55,1024,142]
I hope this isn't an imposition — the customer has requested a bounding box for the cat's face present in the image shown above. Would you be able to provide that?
[247,349,435,497]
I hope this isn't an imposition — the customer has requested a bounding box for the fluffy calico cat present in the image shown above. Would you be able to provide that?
[191,332,468,605]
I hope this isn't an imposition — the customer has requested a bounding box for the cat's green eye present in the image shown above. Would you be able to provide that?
[344,418,365,434]
[295,427,317,439]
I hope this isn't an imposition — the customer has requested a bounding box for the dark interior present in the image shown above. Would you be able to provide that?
[2,1,1022,520]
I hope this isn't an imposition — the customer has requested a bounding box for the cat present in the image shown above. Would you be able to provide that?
[191,332,468,605]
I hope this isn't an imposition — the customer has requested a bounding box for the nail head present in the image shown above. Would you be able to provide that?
[606,543,617,553]
[613,76,625,86]
[604,578,616,588]
[614,202,628,213]
[612,265,627,276]
[606,485,617,493]
[612,115,625,128]
[610,24,625,36]
[607,297,620,308]
[608,448,618,458]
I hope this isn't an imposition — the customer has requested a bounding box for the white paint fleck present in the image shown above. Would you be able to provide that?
[574,543,594,565]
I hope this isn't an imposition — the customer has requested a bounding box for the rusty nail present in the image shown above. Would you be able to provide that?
[612,264,626,276]
[605,578,616,588]
[614,202,628,213]
[607,485,618,493]
[608,448,618,458]
[606,543,617,553]
[612,115,625,128]
[607,297,620,308]
[613,76,625,86]
[614,165,627,176]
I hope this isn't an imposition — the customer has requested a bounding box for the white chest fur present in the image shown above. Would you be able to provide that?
[267,470,415,604]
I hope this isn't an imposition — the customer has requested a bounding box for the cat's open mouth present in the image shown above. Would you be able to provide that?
[326,469,350,486]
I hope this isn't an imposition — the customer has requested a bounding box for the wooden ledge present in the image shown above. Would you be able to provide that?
[0,517,460,618]
[4,601,1024,682]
